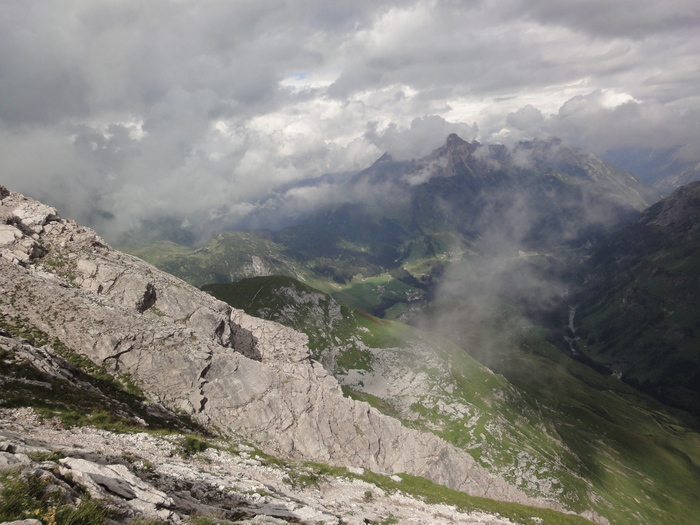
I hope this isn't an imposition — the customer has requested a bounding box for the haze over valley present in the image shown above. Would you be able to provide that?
[2,2,700,525]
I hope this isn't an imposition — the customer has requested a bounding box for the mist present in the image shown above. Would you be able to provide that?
[1,1,698,244]
[409,208,570,373]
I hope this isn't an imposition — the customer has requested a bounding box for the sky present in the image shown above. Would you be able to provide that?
[1,0,699,241]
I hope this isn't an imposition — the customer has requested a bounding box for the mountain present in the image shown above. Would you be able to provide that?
[1,185,608,524]
[270,135,657,266]
[128,135,659,320]
[554,181,700,415]
[93,135,700,524]
[601,146,700,194]
[121,135,698,418]
[203,275,700,525]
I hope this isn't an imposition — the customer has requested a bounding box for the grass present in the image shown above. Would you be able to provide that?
[188,515,237,525]
[341,387,403,420]
[359,471,594,525]
[180,435,210,457]
[0,471,114,525]
[569,220,700,416]
[264,456,597,524]
[477,331,700,525]
[282,469,324,489]
[233,447,595,524]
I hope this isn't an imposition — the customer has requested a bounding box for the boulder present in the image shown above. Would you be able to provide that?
[59,458,175,519]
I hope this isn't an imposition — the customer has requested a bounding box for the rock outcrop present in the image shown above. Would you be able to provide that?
[0,186,552,509]
[0,407,524,525]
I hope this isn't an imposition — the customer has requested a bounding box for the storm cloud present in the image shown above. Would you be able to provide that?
[1,0,698,240]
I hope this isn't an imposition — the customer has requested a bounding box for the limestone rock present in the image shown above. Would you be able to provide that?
[59,458,175,519]
[0,188,558,511]
[0,410,542,525]
[0,451,31,471]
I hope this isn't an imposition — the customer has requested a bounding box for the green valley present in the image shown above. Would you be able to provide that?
[204,275,700,525]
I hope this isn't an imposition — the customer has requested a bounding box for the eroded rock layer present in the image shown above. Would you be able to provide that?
[0,186,548,509]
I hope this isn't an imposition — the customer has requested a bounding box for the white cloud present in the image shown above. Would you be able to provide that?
[0,0,698,240]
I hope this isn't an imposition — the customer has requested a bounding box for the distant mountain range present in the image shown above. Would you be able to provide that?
[262,134,658,257]
[128,135,658,315]
[601,146,700,194]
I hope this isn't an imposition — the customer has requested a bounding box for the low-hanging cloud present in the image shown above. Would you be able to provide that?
[1,0,698,242]
[496,91,700,163]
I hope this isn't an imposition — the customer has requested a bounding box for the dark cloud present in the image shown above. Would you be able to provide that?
[515,0,700,39]
[0,0,698,241]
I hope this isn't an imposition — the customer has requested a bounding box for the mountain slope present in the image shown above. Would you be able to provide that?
[601,146,700,194]
[126,232,308,285]
[204,275,700,525]
[559,181,700,415]
[1,186,576,517]
[0,406,597,525]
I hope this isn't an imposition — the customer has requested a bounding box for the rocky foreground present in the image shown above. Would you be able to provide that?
[1,407,522,525]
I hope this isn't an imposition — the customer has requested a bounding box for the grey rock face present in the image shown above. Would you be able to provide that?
[0,450,31,471]
[59,458,175,520]
[0,186,551,509]
[0,408,538,525]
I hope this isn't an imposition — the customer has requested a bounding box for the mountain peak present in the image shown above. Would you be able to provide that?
[375,151,394,163]
[444,133,481,151]
[445,133,467,147]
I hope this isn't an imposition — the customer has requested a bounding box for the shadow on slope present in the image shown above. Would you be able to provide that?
[204,275,700,525]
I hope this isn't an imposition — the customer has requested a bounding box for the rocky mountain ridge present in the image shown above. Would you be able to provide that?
[0,186,595,522]
[200,266,700,524]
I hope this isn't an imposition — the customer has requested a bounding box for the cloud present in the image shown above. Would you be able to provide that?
[515,0,700,39]
[365,116,479,160]
[0,0,698,241]
[493,91,700,164]
[506,105,545,133]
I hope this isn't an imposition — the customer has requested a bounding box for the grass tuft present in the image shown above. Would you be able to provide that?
[0,471,114,525]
